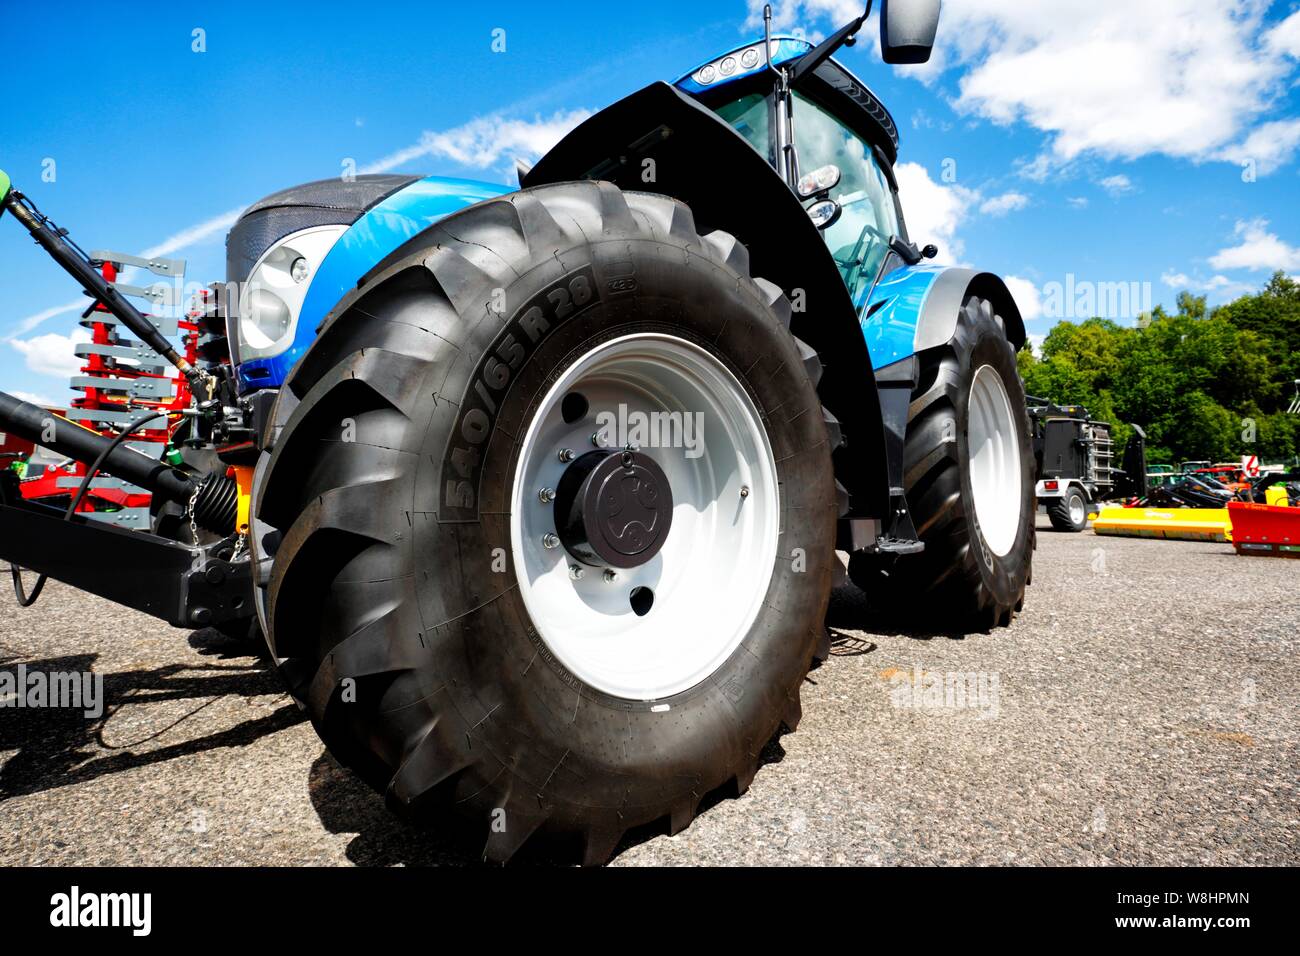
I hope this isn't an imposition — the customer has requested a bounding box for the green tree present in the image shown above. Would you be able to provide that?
[1018,273,1300,468]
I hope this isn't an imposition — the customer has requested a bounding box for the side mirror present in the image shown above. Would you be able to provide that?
[807,200,842,231]
[880,0,941,65]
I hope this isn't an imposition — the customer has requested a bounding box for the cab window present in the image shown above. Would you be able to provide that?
[716,93,774,166]
[791,91,900,306]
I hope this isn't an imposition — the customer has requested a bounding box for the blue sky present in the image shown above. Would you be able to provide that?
[3,0,1299,405]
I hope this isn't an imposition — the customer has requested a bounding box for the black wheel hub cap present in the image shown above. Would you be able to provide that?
[554,449,673,568]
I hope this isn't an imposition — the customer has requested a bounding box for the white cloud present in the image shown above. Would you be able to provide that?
[13,299,86,336]
[141,208,244,260]
[9,390,61,408]
[10,327,91,380]
[1015,153,1054,183]
[1209,219,1300,273]
[1026,332,1047,357]
[1160,270,1255,297]
[1216,118,1300,176]
[947,1,1294,169]
[979,191,1029,217]
[1098,174,1134,197]
[1266,9,1300,59]
[894,161,979,265]
[895,166,1037,264]
[761,1,1300,176]
[1066,197,1089,209]
[1004,275,1043,321]
[361,110,591,176]
[743,0,860,40]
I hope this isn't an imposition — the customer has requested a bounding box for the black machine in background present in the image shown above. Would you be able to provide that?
[1026,398,1147,532]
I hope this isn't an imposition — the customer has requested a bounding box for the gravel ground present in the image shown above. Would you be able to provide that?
[1,515,1295,866]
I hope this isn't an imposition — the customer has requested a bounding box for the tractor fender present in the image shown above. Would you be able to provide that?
[863,264,1027,369]
[525,81,891,516]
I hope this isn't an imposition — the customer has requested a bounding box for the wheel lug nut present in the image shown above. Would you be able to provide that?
[569,564,584,580]
[558,448,575,463]
[542,533,560,549]
[538,487,555,504]
[603,569,618,583]
[591,431,608,447]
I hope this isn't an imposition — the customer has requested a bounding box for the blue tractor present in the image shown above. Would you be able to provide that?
[0,1,1034,862]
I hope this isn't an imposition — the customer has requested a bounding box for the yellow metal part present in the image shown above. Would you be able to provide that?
[1092,506,1233,542]
[232,465,255,536]
[1264,485,1289,508]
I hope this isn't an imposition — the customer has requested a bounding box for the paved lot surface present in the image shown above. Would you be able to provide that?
[1,516,1295,866]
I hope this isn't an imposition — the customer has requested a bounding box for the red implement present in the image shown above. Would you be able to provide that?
[1227,501,1300,558]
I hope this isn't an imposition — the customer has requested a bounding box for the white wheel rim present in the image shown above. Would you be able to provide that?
[1069,496,1087,525]
[509,333,779,701]
[967,364,1022,557]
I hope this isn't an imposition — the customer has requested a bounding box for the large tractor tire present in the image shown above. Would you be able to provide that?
[252,182,840,863]
[849,296,1034,630]
[1047,487,1089,532]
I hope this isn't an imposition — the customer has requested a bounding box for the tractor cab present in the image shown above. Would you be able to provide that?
[675,5,926,310]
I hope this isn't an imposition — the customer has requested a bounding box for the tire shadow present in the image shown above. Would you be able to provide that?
[0,641,303,801]
[826,582,971,641]
[307,725,796,868]
[307,751,485,866]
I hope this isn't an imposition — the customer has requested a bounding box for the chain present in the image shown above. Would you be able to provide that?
[230,531,247,562]
[186,482,200,546]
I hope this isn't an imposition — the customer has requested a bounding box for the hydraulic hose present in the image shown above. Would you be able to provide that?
[0,391,195,505]
[1,186,213,401]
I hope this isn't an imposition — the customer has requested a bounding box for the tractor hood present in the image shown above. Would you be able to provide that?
[235,175,511,392]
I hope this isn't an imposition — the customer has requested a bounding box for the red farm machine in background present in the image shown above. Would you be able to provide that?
[0,423,36,469]
[16,251,200,526]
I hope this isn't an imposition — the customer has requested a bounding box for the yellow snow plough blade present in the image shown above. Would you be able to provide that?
[1091,506,1233,542]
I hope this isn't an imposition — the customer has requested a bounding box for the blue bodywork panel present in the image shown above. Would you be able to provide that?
[674,37,812,96]
[237,175,511,392]
[859,264,947,370]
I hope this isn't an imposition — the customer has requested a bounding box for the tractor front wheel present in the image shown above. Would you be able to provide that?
[252,182,839,863]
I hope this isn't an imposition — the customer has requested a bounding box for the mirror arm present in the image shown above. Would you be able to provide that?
[889,235,923,265]
[788,1,874,86]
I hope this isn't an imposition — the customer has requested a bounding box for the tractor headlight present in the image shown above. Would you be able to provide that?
[242,288,292,349]
[238,223,347,361]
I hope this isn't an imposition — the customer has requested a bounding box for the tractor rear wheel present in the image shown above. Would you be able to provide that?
[252,182,839,863]
[1047,487,1089,532]
[849,296,1034,630]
